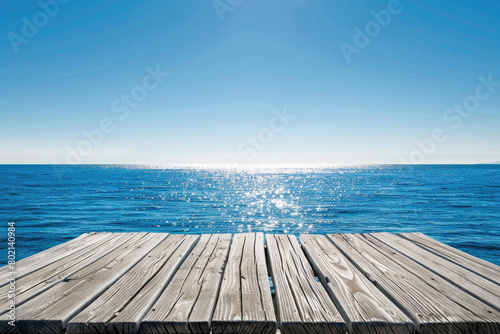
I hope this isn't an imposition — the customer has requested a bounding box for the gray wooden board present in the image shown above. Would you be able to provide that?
[0,233,168,334]
[108,234,198,333]
[212,233,276,334]
[67,234,199,334]
[140,234,231,334]
[400,232,500,286]
[4,231,500,334]
[0,232,110,285]
[0,233,132,312]
[266,234,346,334]
[0,232,91,280]
[371,232,500,312]
[300,234,413,334]
[328,233,500,334]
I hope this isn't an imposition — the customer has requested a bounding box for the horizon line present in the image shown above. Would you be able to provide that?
[1,162,499,168]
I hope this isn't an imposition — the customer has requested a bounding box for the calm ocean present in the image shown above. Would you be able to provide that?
[1,164,499,265]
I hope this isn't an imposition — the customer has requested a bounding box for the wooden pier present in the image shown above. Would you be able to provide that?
[1,232,500,334]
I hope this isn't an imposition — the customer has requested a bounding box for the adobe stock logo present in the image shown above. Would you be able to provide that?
[400,74,500,164]
[52,65,168,180]
[7,0,71,54]
[237,108,295,162]
[213,0,242,21]
[340,0,412,64]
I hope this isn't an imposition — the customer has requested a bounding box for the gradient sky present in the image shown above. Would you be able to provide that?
[1,0,499,165]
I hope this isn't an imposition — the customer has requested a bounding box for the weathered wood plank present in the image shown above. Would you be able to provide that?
[0,232,110,285]
[329,233,500,333]
[301,234,413,334]
[109,234,199,334]
[266,234,345,334]
[212,234,244,334]
[67,234,199,334]
[371,232,500,312]
[212,233,276,334]
[0,233,132,312]
[140,234,231,334]
[400,232,500,285]
[0,233,168,334]
[3,231,499,334]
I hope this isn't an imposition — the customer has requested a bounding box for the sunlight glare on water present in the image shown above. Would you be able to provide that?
[0,164,499,265]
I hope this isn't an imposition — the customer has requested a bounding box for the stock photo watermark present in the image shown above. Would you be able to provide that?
[52,65,168,178]
[400,74,500,164]
[6,222,16,327]
[340,0,412,64]
[7,0,71,54]
[228,107,295,165]
[213,0,242,21]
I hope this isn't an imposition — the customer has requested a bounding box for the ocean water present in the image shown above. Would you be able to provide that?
[0,164,499,266]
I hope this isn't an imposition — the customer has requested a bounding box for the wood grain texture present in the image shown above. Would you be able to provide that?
[329,233,500,334]
[301,234,413,334]
[2,231,499,334]
[67,234,199,334]
[0,233,131,313]
[0,232,110,285]
[108,234,199,333]
[212,233,276,334]
[266,234,346,334]
[400,232,500,285]
[140,234,231,334]
[0,233,168,334]
[371,232,500,312]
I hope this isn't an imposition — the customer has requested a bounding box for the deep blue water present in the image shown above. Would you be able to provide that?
[0,165,499,266]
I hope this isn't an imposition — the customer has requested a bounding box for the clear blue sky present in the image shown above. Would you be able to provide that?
[1,0,499,165]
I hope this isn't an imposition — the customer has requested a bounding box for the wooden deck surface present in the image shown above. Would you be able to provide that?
[1,232,499,334]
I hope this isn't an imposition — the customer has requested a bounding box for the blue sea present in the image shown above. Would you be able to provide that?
[1,164,499,266]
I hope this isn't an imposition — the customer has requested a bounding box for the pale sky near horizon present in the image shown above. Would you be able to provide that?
[1,0,499,165]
